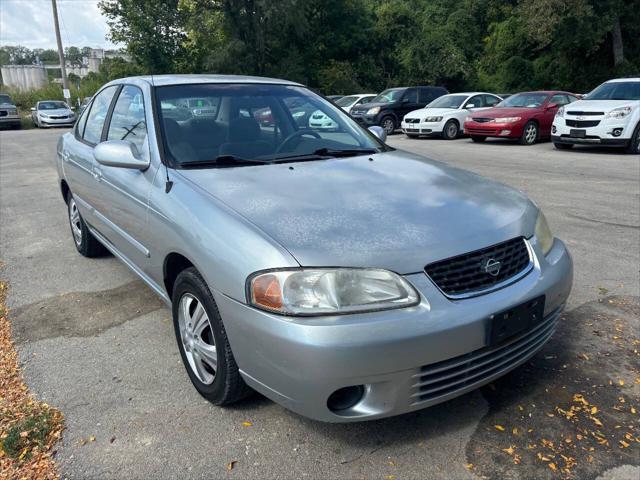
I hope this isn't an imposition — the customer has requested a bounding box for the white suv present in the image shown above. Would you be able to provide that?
[552,77,639,154]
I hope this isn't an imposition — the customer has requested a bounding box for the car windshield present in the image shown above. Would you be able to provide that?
[156,83,387,167]
[335,95,359,107]
[39,101,68,110]
[496,93,548,108]
[371,88,405,104]
[0,94,13,105]
[427,95,468,109]
[585,81,640,101]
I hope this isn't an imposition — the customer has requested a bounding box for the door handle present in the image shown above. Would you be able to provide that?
[62,152,70,162]
[93,168,103,181]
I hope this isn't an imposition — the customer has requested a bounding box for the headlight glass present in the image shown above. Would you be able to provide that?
[424,116,443,122]
[248,268,420,316]
[556,106,565,118]
[39,112,48,118]
[605,106,633,119]
[535,211,554,256]
[367,106,380,115]
[494,116,521,123]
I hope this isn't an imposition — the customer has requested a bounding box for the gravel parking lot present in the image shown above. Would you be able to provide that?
[1,128,638,479]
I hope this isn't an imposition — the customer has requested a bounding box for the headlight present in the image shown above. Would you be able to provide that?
[39,112,49,118]
[424,116,443,122]
[605,106,633,119]
[465,116,473,122]
[367,106,380,115]
[556,107,565,118]
[494,117,521,123]
[535,211,554,256]
[248,268,420,316]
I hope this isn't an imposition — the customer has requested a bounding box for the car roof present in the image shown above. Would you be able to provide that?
[109,74,303,88]
[442,92,501,96]
[606,77,640,83]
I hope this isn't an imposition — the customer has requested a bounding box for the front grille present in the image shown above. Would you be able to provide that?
[425,237,532,297]
[405,118,420,124]
[410,306,561,404]
[466,127,499,135]
[472,117,493,123]
[567,111,604,116]
[404,128,419,133]
[566,119,600,128]
[50,115,68,119]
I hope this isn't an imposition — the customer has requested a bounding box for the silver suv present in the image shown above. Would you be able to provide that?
[57,75,573,422]
[0,93,21,129]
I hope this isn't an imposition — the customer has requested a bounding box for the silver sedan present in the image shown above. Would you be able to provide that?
[32,100,76,127]
[56,75,572,422]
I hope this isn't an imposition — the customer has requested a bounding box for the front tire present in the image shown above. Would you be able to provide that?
[67,192,107,257]
[554,142,574,150]
[381,116,396,135]
[519,121,539,145]
[625,122,640,154]
[172,267,252,405]
[441,120,459,140]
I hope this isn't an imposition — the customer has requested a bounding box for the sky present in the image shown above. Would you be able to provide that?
[0,0,118,50]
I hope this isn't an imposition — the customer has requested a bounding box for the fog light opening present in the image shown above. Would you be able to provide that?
[612,128,623,137]
[551,125,557,134]
[327,385,365,412]
[500,130,511,135]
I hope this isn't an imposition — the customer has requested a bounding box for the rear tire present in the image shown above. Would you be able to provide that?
[441,120,459,140]
[519,121,539,145]
[172,267,252,405]
[66,191,107,257]
[625,122,640,154]
[554,142,574,150]
[471,136,486,143]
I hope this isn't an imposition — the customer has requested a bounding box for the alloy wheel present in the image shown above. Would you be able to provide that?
[524,124,537,144]
[382,118,395,135]
[178,293,218,385]
[68,198,83,246]
[446,122,458,139]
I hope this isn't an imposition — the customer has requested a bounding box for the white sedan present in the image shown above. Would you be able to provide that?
[334,94,377,114]
[401,92,502,139]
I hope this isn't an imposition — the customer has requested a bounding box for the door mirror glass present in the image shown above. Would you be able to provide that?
[368,125,387,143]
[94,140,149,170]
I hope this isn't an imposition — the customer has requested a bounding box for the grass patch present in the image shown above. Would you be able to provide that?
[2,411,57,460]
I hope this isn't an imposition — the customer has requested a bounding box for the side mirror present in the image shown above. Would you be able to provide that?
[94,140,149,170]
[30,107,36,112]
[466,103,475,109]
[368,125,387,143]
[546,103,558,110]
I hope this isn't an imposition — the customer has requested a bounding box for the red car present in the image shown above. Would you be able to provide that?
[463,91,579,145]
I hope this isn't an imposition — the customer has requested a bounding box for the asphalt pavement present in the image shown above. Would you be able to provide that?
[0,128,638,479]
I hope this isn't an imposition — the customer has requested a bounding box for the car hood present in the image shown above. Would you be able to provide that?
[40,108,71,115]
[565,99,639,112]
[404,108,458,119]
[471,107,539,118]
[178,150,537,274]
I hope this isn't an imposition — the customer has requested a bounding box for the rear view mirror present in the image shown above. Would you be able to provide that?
[466,104,475,109]
[546,103,558,110]
[368,125,387,143]
[94,140,149,170]
[30,107,36,112]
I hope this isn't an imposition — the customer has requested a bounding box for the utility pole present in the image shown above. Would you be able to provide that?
[51,0,71,106]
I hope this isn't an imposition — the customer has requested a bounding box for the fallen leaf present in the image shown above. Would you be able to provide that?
[19,431,29,438]
[590,406,598,415]
[578,353,590,361]
[88,435,96,442]
[619,379,625,386]
[465,463,474,470]
[631,407,637,414]
[548,462,558,472]
[512,427,518,435]
[109,436,116,444]
[494,425,505,431]
[227,460,237,471]
[503,446,515,455]
[241,421,253,427]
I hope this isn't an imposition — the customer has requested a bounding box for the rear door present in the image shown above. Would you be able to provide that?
[398,88,420,119]
[62,85,118,225]
[91,84,156,269]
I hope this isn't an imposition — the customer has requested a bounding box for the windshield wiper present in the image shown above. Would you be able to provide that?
[270,148,377,163]
[180,155,270,168]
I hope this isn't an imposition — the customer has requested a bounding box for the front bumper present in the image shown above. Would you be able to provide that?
[551,116,633,146]
[464,121,523,138]
[401,121,444,136]
[0,115,21,127]
[215,237,573,422]
[38,116,75,127]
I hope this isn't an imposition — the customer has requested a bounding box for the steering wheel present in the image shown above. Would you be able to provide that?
[276,130,322,154]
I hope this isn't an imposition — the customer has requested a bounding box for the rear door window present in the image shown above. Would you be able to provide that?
[403,88,418,103]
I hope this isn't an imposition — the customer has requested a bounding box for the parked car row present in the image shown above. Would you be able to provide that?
[391,77,639,154]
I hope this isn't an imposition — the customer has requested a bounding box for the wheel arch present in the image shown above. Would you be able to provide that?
[163,252,197,299]
[60,179,70,204]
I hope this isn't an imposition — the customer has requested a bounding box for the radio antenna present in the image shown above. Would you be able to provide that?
[151,73,173,193]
